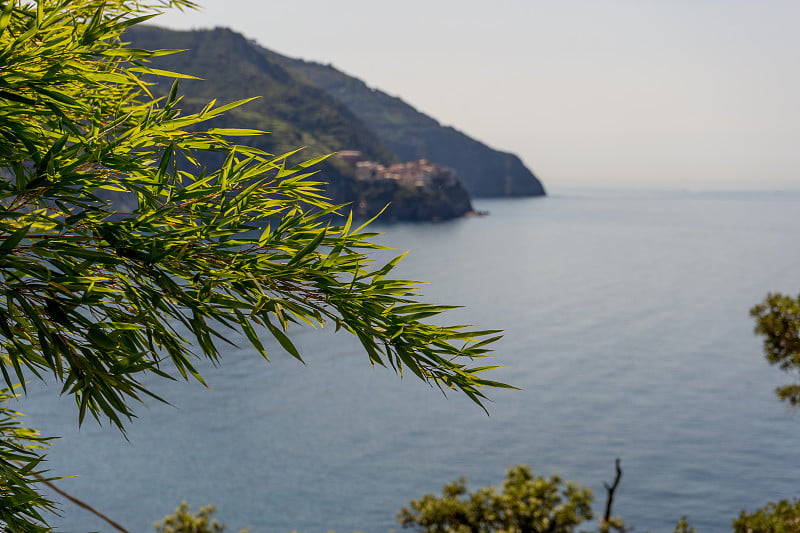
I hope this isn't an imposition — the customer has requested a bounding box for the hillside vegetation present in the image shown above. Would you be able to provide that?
[276,54,546,198]
[126,25,542,220]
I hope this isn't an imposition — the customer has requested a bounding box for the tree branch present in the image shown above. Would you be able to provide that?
[603,457,622,523]
[17,463,131,533]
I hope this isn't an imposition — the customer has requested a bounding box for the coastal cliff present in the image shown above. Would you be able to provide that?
[125,26,539,220]
[270,55,546,198]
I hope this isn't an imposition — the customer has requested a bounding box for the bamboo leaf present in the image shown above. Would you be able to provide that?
[0,1,15,39]
[265,319,303,362]
[127,66,202,80]
[286,227,327,267]
[207,128,265,137]
[0,225,30,256]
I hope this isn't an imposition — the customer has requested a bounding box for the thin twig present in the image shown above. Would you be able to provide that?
[14,461,131,533]
[603,457,623,523]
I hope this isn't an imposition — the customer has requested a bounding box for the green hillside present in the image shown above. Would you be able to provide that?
[271,54,546,198]
[125,25,394,207]
[124,26,500,220]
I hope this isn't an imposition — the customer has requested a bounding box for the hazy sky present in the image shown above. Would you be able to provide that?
[154,1,800,189]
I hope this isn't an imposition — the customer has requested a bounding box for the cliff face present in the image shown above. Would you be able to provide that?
[355,176,473,222]
[270,55,546,198]
[351,159,474,221]
[125,26,474,220]
[125,25,546,216]
[125,26,381,206]
[125,26,394,164]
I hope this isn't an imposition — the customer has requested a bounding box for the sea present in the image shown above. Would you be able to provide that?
[19,183,800,533]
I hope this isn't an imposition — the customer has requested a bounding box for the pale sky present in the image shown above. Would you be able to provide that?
[154,1,800,190]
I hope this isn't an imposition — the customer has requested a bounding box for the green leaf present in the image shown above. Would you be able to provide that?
[0,225,30,256]
[127,66,202,80]
[0,1,15,39]
[207,128,265,137]
[157,142,175,178]
[286,227,327,267]
[265,319,303,362]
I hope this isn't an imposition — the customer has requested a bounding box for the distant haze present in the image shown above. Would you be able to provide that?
[153,1,800,190]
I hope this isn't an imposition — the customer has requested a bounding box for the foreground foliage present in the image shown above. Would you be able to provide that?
[0,388,54,532]
[741,293,800,531]
[396,465,617,533]
[733,499,800,533]
[155,502,248,533]
[0,0,505,528]
[751,292,800,406]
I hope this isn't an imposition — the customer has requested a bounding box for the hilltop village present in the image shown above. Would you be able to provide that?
[339,151,459,189]
[337,151,476,221]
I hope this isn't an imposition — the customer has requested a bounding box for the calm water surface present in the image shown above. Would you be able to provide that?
[22,186,800,533]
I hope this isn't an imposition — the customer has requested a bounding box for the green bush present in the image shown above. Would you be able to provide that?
[396,465,599,533]
[155,502,248,533]
[734,500,800,533]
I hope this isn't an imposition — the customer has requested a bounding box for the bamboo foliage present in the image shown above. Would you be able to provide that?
[0,1,508,528]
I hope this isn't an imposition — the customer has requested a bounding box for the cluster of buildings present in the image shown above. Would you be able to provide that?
[338,151,458,189]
